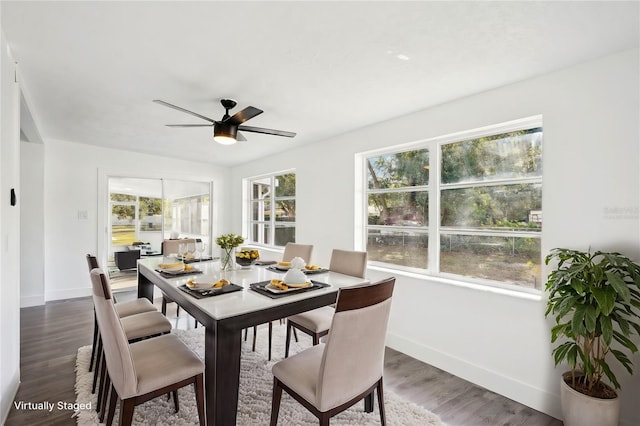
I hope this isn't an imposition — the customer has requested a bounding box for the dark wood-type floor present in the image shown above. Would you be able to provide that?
[5,290,561,425]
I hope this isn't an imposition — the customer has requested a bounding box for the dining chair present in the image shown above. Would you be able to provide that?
[270,277,395,426]
[245,243,315,360]
[284,249,367,358]
[86,254,159,374]
[90,268,205,426]
[282,242,314,262]
[86,258,173,420]
[160,239,197,319]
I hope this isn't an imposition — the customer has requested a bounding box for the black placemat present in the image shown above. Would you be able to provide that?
[179,256,213,264]
[265,266,329,275]
[156,269,203,278]
[178,283,243,299]
[249,280,330,299]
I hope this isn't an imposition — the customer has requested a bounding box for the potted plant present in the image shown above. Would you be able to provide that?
[216,233,244,271]
[545,248,640,425]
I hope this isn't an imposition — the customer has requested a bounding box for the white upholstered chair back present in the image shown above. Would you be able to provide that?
[162,238,197,255]
[315,277,394,412]
[90,268,138,399]
[329,249,368,278]
[282,243,313,263]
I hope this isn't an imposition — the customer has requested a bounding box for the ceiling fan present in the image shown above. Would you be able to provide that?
[153,98,296,145]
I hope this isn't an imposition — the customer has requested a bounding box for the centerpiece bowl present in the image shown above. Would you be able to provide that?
[236,248,260,267]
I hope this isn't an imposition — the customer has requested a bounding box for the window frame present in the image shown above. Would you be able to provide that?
[245,169,296,248]
[358,116,543,293]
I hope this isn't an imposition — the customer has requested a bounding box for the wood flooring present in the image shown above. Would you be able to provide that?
[5,291,561,426]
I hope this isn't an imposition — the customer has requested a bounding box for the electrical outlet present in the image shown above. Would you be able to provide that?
[77,210,88,220]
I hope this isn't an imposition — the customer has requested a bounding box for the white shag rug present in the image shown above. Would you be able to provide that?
[75,323,444,425]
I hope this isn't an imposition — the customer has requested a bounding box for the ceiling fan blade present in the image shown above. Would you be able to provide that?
[237,132,247,142]
[238,125,296,138]
[153,100,217,123]
[225,106,263,126]
[166,124,213,127]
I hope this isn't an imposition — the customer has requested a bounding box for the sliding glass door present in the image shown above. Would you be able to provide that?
[107,177,212,261]
[163,179,211,248]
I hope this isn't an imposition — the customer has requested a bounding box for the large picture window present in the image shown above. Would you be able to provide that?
[247,171,296,247]
[363,117,543,290]
[367,149,429,269]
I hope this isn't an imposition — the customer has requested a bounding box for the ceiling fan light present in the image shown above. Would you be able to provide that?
[213,122,238,145]
[213,135,237,145]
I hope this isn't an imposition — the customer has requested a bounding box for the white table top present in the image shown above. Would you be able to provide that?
[138,257,369,320]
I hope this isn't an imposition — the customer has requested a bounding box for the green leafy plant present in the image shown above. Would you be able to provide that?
[215,233,244,250]
[545,248,640,398]
[216,233,245,271]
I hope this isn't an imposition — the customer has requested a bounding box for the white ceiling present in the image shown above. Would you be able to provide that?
[2,1,638,166]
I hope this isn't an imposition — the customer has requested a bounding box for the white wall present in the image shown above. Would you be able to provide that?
[43,138,229,301]
[20,140,44,307]
[0,26,22,423]
[231,49,640,424]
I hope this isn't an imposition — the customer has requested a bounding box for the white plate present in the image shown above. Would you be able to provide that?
[158,264,185,273]
[265,282,312,293]
[284,281,312,288]
[303,266,325,272]
[186,285,215,293]
[185,275,220,289]
[275,264,291,271]
[176,254,198,261]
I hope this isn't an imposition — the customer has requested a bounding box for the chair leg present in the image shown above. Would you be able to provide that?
[377,378,386,426]
[312,333,320,346]
[92,336,103,393]
[293,327,298,342]
[161,297,167,315]
[195,374,205,426]
[268,321,273,361]
[106,384,118,426]
[285,322,292,358]
[252,325,257,352]
[89,314,98,372]
[270,378,283,426]
[320,414,330,426]
[96,355,108,413]
[99,372,111,421]
[364,390,374,413]
[176,304,180,316]
[119,399,136,426]
[172,389,179,413]
[244,328,248,341]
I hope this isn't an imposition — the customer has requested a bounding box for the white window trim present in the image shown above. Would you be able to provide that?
[244,168,296,248]
[356,115,543,293]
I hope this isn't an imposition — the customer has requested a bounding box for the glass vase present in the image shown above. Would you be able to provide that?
[220,247,236,271]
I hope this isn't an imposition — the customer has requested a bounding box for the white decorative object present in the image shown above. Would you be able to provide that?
[290,257,306,269]
[283,268,307,285]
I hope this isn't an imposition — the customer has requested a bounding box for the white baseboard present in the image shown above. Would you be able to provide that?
[45,287,92,302]
[0,371,20,425]
[386,332,563,420]
[20,294,45,307]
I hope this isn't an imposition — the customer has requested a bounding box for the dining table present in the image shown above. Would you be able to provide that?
[137,257,369,426]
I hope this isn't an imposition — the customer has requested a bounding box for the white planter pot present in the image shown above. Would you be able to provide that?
[560,375,620,426]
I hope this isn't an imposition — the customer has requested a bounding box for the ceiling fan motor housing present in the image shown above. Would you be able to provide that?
[214,121,238,142]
